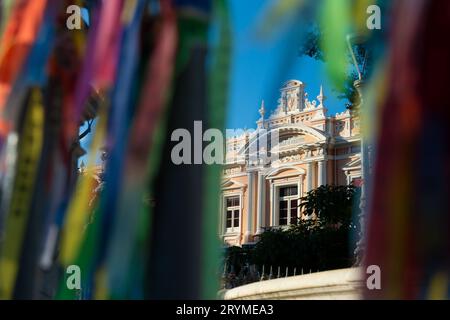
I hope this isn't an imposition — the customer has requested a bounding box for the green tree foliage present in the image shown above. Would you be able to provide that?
[223,245,251,276]
[300,185,359,227]
[250,220,353,272]
[299,25,370,109]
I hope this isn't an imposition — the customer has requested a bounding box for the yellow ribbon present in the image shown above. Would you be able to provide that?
[0,88,45,299]
[427,272,448,300]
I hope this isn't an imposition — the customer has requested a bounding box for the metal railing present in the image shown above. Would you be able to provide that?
[220,263,321,289]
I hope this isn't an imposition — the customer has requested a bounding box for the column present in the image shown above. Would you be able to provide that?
[245,172,254,242]
[318,160,327,186]
[219,196,225,236]
[297,178,302,220]
[306,162,313,192]
[270,182,275,226]
[256,173,265,234]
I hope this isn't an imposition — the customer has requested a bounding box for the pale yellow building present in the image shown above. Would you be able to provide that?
[220,80,362,246]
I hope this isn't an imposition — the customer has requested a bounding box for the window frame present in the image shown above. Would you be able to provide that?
[223,194,242,234]
[278,185,299,226]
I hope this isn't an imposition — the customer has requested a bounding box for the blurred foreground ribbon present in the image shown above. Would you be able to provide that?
[0,88,45,299]
[365,0,450,299]
[0,0,48,139]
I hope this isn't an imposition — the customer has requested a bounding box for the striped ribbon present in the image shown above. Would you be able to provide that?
[0,88,45,299]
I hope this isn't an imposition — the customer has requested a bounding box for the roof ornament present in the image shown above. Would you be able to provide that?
[317,85,326,107]
[258,100,266,120]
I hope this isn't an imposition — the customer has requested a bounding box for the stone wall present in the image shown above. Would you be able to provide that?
[222,267,363,300]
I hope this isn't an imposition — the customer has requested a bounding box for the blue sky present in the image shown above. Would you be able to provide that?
[225,0,345,129]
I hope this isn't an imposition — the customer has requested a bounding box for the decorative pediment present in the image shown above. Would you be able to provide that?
[269,81,328,119]
[221,179,246,190]
[343,157,361,170]
[272,79,305,115]
[266,166,306,179]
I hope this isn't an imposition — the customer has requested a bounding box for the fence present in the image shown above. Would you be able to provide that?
[220,263,322,289]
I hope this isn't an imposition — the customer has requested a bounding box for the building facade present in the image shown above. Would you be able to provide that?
[220,80,362,246]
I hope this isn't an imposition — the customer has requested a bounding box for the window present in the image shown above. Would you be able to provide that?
[225,196,240,232]
[351,145,361,153]
[279,186,299,225]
